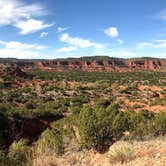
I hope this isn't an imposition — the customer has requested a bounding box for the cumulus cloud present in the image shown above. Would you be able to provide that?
[104,27,119,38]
[0,40,46,50]
[0,0,46,25]
[0,49,42,59]
[15,19,53,35]
[0,0,53,34]
[0,40,47,59]
[56,46,76,52]
[59,33,102,48]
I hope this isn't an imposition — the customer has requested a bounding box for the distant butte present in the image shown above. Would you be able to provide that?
[1,56,166,72]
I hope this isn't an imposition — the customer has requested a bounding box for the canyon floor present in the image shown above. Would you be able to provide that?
[0,60,166,166]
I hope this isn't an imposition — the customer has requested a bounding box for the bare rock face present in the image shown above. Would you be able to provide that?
[3,57,166,72]
[126,59,163,71]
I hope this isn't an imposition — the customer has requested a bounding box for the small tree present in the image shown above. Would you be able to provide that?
[78,103,129,151]
[78,105,98,149]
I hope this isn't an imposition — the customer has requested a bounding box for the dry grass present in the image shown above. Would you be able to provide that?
[108,141,135,164]
[31,137,166,166]
[33,154,58,166]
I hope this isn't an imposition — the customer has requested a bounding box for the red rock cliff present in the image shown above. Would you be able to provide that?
[14,57,166,72]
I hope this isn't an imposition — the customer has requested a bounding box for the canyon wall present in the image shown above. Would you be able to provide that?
[14,57,166,72]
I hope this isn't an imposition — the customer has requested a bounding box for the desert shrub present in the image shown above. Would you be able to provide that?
[109,112,129,140]
[78,102,165,151]
[0,104,9,114]
[43,85,55,92]
[71,95,89,105]
[10,101,63,119]
[41,94,54,102]
[78,105,98,149]
[121,85,137,94]
[109,141,135,164]
[6,89,21,102]
[96,99,111,108]
[105,103,119,116]
[36,102,63,118]
[0,151,11,165]
[10,107,37,119]
[8,139,30,166]
[57,97,70,106]
[0,109,11,147]
[153,112,166,135]
[95,80,110,88]
[132,104,144,109]
[70,105,81,114]
[70,95,89,115]
[78,103,129,151]
[23,87,32,93]
[127,109,166,139]
[36,127,64,155]
[127,110,155,138]
[25,100,37,109]
[0,82,6,89]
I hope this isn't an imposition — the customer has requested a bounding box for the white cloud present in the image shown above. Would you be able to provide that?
[59,33,102,48]
[0,0,53,34]
[0,40,48,59]
[138,40,166,48]
[0,40,46,50]
[104,27,119,38]
[57,27,69,33]
[117,39,124,44]
[40,32,48,38]
[15,19,53,35]
[0,0,46,25]
[0,48,42,59]
[56,46,76,53]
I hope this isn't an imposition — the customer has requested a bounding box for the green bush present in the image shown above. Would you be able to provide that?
[36,127,64,155]
[71,95,89,105]
[8,139,30,166]
[25,100,37,109]
[78,103,129,151]
[70,105,81,114]
[0,110,11,146]
[78,105,98,149]
[126,110,155,138]
[96,99,111,108]
[10,101,63,119]
[153,112,166,135]
[0,151,11,166]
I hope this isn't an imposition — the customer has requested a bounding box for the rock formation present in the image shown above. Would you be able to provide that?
[1,56,166,72]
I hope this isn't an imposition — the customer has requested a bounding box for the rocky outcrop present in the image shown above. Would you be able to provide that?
[2,57,166,72]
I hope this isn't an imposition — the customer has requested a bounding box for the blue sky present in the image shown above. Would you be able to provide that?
[0,0,166,59]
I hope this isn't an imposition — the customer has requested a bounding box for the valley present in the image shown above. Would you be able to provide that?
[0,57,166,165]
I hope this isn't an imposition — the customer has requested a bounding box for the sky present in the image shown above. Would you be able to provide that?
[0,0,166,59]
